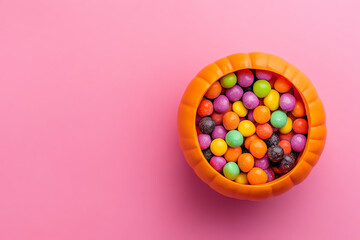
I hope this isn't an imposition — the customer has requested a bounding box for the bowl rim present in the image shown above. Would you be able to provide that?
[177,52,327,201]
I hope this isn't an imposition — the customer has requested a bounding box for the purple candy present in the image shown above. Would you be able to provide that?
[198,134,211,150]
[211,126,227,140]
[280,93,296,111]
[210,156,227,172]
[255,69,272,81]
[291,134,307,152]
[213,95,230,113]
[254,155,270,169]
[263,168,275,182]
[237,69,254,87]
[242,92,259,109]
[226,85,243,102]
[239,117,246,122]
[195,115,201,125]
[247,110,255,122]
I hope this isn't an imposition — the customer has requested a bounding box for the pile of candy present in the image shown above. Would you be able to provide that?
[196,69,308,185]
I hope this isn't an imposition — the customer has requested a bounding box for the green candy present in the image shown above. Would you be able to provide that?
[271,110,288,128]
[253,80,271,98]
[220,73,237,88]
[223,162,240,180]
[225,130,243,147]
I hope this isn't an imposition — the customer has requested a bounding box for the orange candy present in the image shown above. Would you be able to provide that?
[225,102,233,113]
[256,123,273,139]
[279,131,295,142]
[247,167,268,185]
[293,118,308,134]
[274,77,292,93]
[238,153,254,172]
[211,112,224,125]
[249,139,267,159]
[292,100,306,118]
[244,134,260,149]
[253,106,271,124]
[223,112,240,130]
[197,99,213,117]
[224,147,242,162]
[205,81,222,99]
[279,140,291,155]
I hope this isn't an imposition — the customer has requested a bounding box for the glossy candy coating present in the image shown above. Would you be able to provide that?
[279,154,296,173]
[238,120,256,137]
[247,167,268,185]
[270,110,287,128]
[220,73,237,88]
[213,95,230,113]
[280,93,296,111]
[211,112,224,125]
[255,70,272,81]
[249,139,267,159]
[210,138,228,156]
[253,80,271,98]
[223,162,240,180]
[274,77,292,93]
[264,89,280,111]
[205,81,222,99]
[254,155,270,169]
[198,117,215,134]
[202,148,213,161]
[268,145,284,162]
[238,153,254,172]
[211,125,227,140]
[263,168,275,182]
[237,69,254,87]
[223,112,240,130]
[210,156,227,172]
[244,134,260,149]
[293,118,308,134]
[235,173,248,184]
[279,140,292,155]
[224,147,242,162]
[291,134,307,152]
[197,99,213,117]
[225,130,244,148]
[198,134,211,150]
[242,92,259,109]
[279,117,293,134]
[232,101,248,117]
[292,100,306,117]
[253,106,271,124]
[256,123,273,139]
[264,133,280,147]
[226,85,243,102]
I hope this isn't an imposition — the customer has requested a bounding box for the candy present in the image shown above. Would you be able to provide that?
[263,168,275,182]
[256,123,273,139]
[274,77,292,93]
[213,95,230,113]
[198,134,211,150]
[280,93,296,111]
[253,80,271,98]
[267,145,284,162]
[211,112,224,125]
[293,118,308,134]
[264,89,280,111]
[226,85,243,102]
[253,106,271,124]
[196,115,201,125]
[238,153,254,172]
[224,146,242,162]
[279,154,296,173]
[247,110,255,122]
[232,101,248,117]
[220,73,237,88]
[279,140,291,155]
[210,138,228,156]
[242,91,259,109]
[225,130,244,147]
[291,134,307,152]
[223,162,240,180]
[197,99,213,117]
[202,148,213,161]
[279,131,295,142]
[292,100,306,117]
[247,167,268,185]
[254,155,270,169]
[199,117,215,134]
[244,134,260,149]
[270,110,287,128]
[255,70,272,81]
[212,125,227,140]
[237,69,254,87]
[279,117,293,134]
[264,133,280,147]
[205,81,222,99]
[238,120,256,137]
[235,173,248,184]
[222,112,240,130]
[249,139,267,158]
[210,156,227,172]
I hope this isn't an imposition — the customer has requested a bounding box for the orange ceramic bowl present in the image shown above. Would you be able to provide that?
[177,52,326,201]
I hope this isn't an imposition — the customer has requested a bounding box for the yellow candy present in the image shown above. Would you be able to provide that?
[279,117,293,134]
[232,101,248,117]
[210,138,228,156]
[238,120,256,137]
[264,89,280,111]
[235,173,248,184]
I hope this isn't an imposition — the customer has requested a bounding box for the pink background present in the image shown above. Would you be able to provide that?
[0,0,359,239]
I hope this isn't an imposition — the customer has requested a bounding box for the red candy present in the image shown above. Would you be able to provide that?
[197,99,213,117]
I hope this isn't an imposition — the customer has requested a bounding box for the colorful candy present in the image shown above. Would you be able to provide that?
[235,173,249,184]
[224,147,242,162]
[253,80,271,98]
[279,154,296,173]
[249,139,267,158]
[199,117,215,134]
[210,156,227,172]
[202,148,213,161]
[220,73,237,88]
[238,120,256,137]
[205,81,222,99]
[197,99,213,117]
[274,77,292,93]
[253,106,271,124]
[280,93,296,111]
[264,89,280,111]
[237,69,254,87]
[210,138,228,156]
[267,145,284,162]
[255,70,272,81]
[270,110,287,128]
[247,167,268,185]
[212,125,227,140]
[291,134,306,152]
[293,118,308,134]
[242,92,259,109]
[238,153,254,172]
[256,123,273,139]
[223,112,240,130]
[223,162,240,180]
[213,95,230,113]
[225,130,244,148]
[198,134,211,150]
[279,117,293,134]
[226,85,243,102]
[254,155,270,170]
[232,101,248,117]
[292,100,306,117]
[279,140,292,155]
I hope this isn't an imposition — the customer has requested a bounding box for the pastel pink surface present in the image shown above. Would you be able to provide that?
[0,0,359,239]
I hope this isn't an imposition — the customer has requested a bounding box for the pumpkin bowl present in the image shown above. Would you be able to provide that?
[177,52,326,201]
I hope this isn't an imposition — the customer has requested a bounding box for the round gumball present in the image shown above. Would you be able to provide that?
[268,145,284,162]
[202,148,213,161]
[226,85,243,102]
[255,70,272,81]
[279,154,296,173]
[220,73,237,88]
[264,89,280,111]
[244,134,260,149]
[263,168,275,182]
[253,80,271,98]
[205,81,222,99]
[235,173,248,184]
[249,139,267,159]
[293,118,308,134]
[223,111,240,130]
[238,153,254,172]
[223,162,240,180]
[198,134,211,150]
[279,117,293,134]
[213,95,230,113]
[253,106,271,124]
[247,167,268,185]
[210,156,227,172]
[238,120,256,137]
[198,117,215,134]
[274,77,292,93]
[264,133,280,147]
[211,112,224,125]
[232,101,248,117]
[270,110,287,128]
[242,92,259,109]
[280,93,296,111]
[237,69,254,87]
[292,100,306,117]
[224,146,242,162]
[225,130,244,148]
[197,99,213,117]
[291,134,307,152]
[210,138,228,156]
[279,140,291,155]
[212,126,227,140]
[254,155,270,170]
[256,123,273,139]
